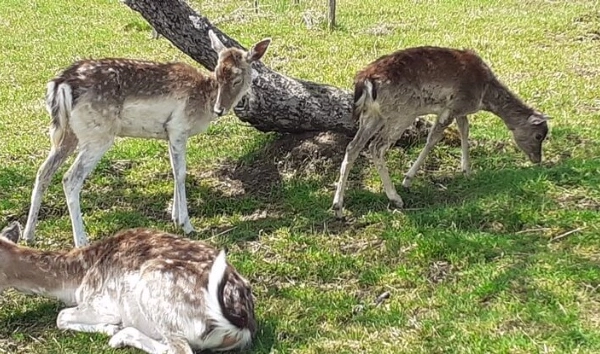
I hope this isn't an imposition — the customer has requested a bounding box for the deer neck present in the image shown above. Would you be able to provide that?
[482,78,534,129]
[1,242,92,305]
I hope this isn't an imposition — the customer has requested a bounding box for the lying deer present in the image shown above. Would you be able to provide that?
[333,46,550,218]
[23,30,271,247]
[0,221,256,353]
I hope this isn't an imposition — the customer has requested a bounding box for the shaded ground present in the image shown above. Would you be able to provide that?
[201,127,461,198]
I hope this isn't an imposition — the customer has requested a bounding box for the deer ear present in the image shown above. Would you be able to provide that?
[209,30,227,55]
[247,38,271,63]
[528,113,549,125]
[1,221,22,244]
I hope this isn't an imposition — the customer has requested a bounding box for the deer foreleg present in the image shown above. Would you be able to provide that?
[109,327,178,354]
[402,111,454,188]
[456,115,471,175]
[57,305,121,336]
[168,135,194,234]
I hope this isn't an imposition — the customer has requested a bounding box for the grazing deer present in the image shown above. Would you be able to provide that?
[0,221,256,353]
[333,46,550,218]
[23,30,272,247]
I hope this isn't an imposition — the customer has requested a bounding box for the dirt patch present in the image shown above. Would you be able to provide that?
[301,9,326,30]
[363,23,397,36]
[555,192,600,211]
[201,124,458,197]
[426,260,454,284]
[202,131,351,197]
[575,30,600,42]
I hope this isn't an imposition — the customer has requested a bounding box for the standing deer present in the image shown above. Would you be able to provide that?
[333,46,550,218]
[0,221,256,353]
[23,30,271,247]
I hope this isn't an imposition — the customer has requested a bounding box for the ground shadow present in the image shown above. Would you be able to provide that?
[2,127,598,351]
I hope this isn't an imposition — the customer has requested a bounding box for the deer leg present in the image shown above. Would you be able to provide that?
[23,133,77,244]
[456,115,471,175]
[109,327,176,354]
[402,111,454,188]
[168,135,194,234]
[332,117,385,218]
[368,135,403,209]
[57,305,121,336]
[62,139,113,247]
[164,336,194,354]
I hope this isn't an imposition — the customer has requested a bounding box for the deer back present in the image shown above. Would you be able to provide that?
[354,46,494,117]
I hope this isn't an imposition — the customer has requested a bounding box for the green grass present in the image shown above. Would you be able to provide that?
[1,0,600,352]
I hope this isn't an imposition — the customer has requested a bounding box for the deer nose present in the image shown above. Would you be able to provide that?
[214,107,225,117]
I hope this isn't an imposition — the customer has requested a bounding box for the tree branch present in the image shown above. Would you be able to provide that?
[121,0,432,142]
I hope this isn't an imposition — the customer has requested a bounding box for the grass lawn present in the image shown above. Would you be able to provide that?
[1,0,600,352]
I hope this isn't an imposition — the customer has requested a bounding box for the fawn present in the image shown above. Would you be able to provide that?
[0,221,256,353]
[333,46,549,218]
[23,30,272,247]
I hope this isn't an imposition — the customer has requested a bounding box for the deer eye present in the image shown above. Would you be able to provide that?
[232,78,243,86]
[535,133,544,141]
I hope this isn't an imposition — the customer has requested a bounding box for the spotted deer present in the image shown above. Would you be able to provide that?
[333,46,550,218]
[0,221,256,353]
[23,30,271,247]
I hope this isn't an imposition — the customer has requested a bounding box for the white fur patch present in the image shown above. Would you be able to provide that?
[198,250,251,350]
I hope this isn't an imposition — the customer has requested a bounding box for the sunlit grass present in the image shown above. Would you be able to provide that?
[0,0,599,352]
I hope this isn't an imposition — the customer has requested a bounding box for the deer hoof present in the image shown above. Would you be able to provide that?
[181,222,195,235]
[390,198,404,209]
[401,177,413,189]
[332,203,345,219]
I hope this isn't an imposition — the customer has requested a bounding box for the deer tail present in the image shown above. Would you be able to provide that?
[45,80,73,148]
[352,78,378,121]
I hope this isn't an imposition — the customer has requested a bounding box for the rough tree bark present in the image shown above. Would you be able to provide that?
[121,0,433,144]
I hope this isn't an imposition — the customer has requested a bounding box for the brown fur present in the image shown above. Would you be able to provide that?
[333,46,550,218]
[0,225,256,352]
[53,59,217,106]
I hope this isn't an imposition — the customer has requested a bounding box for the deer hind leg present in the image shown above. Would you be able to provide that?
[108,327,188,354]
[23,132,78,244]
[368,134,403,209]
[456,115,471,175]
[57,305,121,336]
[332,117,385,218]
[167,134,194,234]
[402,111,454,188]
[62,137,114,247]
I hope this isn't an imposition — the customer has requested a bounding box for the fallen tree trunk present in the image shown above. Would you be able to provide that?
[121,0,433,144]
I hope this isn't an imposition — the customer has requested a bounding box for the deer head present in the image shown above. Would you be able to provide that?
[0,222,21,292]
[512,111,550,164]
[1,221,21,244]
[209,30,271,117]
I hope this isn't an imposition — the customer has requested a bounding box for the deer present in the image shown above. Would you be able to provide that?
[0,221,256,353]
[22,30,272,247]
[332,46,550,218]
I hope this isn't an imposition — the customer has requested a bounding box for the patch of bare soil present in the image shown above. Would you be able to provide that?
[575,30,600,42]
[427,260,454,284]
[556,193,600,211]
[573,12,600,42]
[202,131,352,197]
[201,124,459,197]
[363,23,397,36]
